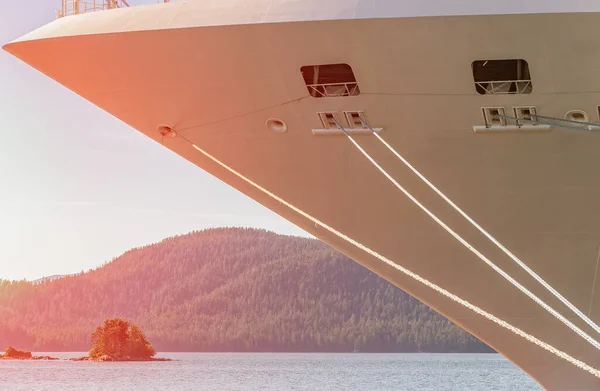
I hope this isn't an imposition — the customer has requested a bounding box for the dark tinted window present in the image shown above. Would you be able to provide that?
[301,64,360,98]
[472,59,532,95]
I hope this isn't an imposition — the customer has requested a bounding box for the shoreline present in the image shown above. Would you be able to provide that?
[1,356,174,362]
[0,356,60,361]
[0,352,504,363]
[70,356,174,362]
[17,351,502,356]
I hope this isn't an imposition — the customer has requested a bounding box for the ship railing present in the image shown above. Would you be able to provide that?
[307,82,360,98]
[475,80,532,95]
[57,0,131,18]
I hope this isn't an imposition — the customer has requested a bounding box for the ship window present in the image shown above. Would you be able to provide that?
[472,59,532,95]
[301,64,360,98]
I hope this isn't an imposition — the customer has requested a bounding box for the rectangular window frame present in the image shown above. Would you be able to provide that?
[318,112,341,129]
[472,59,533,95]
[482,107,507,128]
[343,111,367,129]
[514,106,538,127]
[301,64,360,98]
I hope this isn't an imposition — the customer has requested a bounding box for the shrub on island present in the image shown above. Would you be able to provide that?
[89,318,156,361]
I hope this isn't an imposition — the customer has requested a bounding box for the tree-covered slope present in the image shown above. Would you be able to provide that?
[0,228,490,353]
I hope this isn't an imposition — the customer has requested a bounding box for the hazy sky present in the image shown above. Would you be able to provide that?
[0,0,307,281]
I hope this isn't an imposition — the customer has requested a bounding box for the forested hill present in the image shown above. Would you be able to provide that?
[0,228,491,353]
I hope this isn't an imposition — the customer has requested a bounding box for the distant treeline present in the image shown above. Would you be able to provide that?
[0,228,492,353]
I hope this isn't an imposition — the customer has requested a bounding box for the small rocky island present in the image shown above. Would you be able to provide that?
[71,318,172,362]
[1,318,171,363]
[1,346,58,361]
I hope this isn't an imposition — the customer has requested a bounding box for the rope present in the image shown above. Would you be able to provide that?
[175,95,310,134]
[330,118,600,352]
[497,114,600,135]
[358,117,600,335]
[533,113,600,129]
[186,140,600,379]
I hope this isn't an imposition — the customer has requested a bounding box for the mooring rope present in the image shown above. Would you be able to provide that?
[532,113,600,129]
[330,118,600,353]
[357,117,600,335]
[497,114,600,135]
[186,140,600,378]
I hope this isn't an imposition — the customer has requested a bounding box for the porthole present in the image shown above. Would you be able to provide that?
[157,124,176,138]
[266,118,288,133]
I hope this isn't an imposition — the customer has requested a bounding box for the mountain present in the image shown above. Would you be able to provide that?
[32,275,70,285]
[0,228,491,353]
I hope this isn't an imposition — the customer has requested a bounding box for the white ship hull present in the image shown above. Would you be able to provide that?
[6,1,600,389]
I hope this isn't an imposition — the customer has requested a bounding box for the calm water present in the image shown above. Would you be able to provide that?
[0,353,541,391]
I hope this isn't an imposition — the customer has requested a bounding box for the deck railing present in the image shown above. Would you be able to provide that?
[57,0,133,18]
[307,82,360,98]
[475,80,532,95]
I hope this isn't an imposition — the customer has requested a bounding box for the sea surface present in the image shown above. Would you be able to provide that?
[0,352,542,391]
